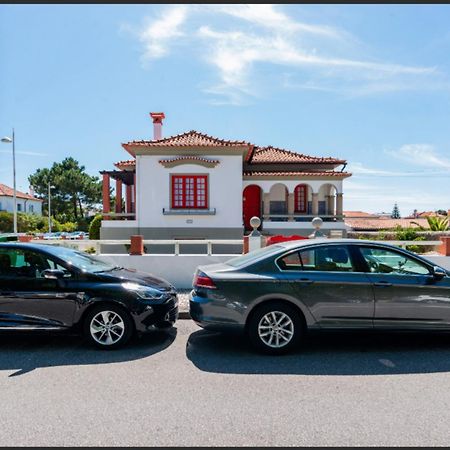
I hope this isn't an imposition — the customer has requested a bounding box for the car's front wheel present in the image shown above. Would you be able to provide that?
[84,305,133,349]
[248,301,303,355]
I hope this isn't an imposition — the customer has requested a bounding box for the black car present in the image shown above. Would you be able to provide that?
[0,243,178,348]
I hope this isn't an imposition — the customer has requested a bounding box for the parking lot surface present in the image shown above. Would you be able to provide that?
[1,321,450,446]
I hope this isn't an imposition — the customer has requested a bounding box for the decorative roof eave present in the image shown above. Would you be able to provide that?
[159,156,220,168]
[248,146,346,165]
[114,159,136,170]
[243,171,352,180]
[122,130,253,157]
[250,159,347,165]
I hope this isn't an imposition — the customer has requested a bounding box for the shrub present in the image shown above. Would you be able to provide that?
[60,221,77,232]
[89,214,102,240]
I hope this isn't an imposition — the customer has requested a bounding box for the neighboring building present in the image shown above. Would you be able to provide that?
[100,112,351,239]
[343,211,380,218]
[405,210,448,219]
[0,183,43,215]
[344,214,430,231]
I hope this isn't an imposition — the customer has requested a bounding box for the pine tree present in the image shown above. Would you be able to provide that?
[391,203,401,219]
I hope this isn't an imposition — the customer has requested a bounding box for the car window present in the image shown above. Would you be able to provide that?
[278,246,355,272]
[0,248,69,279]
[226,245,285,268]
[359,246,430,275]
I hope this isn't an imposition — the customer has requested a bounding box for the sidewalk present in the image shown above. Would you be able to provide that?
[177,290,191,319]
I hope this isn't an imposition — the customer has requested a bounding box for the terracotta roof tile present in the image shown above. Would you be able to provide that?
[243,171,351,177]
[345,217,430,230]
[114,159,136,169]
[343,211,380,218]
[123,130,252,148]
[0,183,43,201]
[249,146,346,165]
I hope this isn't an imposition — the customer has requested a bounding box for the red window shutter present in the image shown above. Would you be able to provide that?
[171,175,208,209]
[294,185,307,213]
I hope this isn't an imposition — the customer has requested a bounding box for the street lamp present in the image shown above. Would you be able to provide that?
[48,182,56,233]
[1,130,17,234]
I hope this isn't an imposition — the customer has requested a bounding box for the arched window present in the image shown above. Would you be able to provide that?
[294,184,307,213]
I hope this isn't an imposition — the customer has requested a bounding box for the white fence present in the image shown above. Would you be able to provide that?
[34,238,443,255]
[34,239,243,255]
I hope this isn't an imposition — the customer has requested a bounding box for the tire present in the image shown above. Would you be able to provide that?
[247,301,303,355]
[83,304,134,350]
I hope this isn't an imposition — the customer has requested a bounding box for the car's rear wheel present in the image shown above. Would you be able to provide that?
[248,301,303,355]
[84,305,133,349]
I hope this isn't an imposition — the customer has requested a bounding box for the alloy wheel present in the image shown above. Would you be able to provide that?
[90,310,125,346]
[257,311,294,348]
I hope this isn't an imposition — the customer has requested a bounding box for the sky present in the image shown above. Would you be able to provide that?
[1,4,450,215]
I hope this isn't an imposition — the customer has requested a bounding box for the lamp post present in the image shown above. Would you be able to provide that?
[48,182,56,233]
[1,130,17,234]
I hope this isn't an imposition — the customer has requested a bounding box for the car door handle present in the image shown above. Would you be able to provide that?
[373,281,393,287]
[297,278,314,285]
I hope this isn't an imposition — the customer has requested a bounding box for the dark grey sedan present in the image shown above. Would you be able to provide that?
[189,239,450,354]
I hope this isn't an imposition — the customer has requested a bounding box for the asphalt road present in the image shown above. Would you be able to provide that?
[2,321,450,446]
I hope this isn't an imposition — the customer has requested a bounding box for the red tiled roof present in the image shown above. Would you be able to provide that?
[114,159,136,169]
[344,211,380,218]
[122,130,252,149]
[345,217,430,230]
[249,146,346,165]
[0,183,43,201]
[119,129,347,168]
[243,171,351,177]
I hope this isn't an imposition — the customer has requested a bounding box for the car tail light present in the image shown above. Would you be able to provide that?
[193,270,217,289]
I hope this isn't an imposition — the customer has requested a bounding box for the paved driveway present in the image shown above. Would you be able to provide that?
[1,321,450,446]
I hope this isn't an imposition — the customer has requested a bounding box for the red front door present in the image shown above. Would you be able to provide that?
[243,185,261,231]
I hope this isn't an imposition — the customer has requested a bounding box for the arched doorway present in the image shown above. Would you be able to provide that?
[243,185,262,231]
[269,183,288,221]
[318,183,338,218]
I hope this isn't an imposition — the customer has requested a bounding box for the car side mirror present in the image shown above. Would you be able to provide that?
[42,269,66,280]
[432,266,447,279]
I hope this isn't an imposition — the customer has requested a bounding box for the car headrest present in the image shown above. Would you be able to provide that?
[0,253,12,268]
[329,248,348,264]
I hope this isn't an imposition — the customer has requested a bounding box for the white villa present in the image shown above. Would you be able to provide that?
[0,183,43,216]
[100,112,351,240]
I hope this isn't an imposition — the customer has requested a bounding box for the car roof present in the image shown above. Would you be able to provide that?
[278,238,406,250]
[0,242,65,252]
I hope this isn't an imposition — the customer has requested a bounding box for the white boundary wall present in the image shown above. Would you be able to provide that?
[96,254,235,289]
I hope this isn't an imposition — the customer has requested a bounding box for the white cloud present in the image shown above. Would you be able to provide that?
[211,4,341,37]
[386,144,450,171]
[129,4,444,104]
[349,161,450,177]
[138,5,189,60]
[0,150,48,157]
[344,179,449,213]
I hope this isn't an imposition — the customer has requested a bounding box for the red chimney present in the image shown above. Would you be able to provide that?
[150,112,165,140]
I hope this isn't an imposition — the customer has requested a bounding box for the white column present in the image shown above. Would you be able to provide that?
[336,193,343,218]
[312,193,319,216]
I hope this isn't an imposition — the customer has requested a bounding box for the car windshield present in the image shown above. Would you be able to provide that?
[226,245,285,268]
[43,246,116,273]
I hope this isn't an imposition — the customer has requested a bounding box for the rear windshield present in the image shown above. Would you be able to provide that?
[226,245,284,268]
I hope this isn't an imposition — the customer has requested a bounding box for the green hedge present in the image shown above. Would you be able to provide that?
[88,214,102,240]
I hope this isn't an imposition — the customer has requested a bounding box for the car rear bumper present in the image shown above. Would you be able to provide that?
[189,291,244,332]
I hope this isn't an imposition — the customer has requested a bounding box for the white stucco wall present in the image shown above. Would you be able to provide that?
[0,196,43,215]
[136,154,243,229]
[97,254,234,288]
